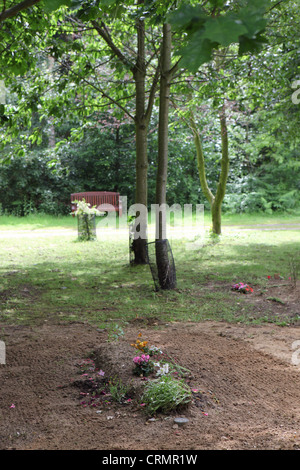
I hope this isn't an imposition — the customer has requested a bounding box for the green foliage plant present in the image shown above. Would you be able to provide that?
[107,323,125,343]
[141,375,192,416]
[108,376,131,404]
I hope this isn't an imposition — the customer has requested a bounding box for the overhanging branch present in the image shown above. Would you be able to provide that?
[0,0,41,22]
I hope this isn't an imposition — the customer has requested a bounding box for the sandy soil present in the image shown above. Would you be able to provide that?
[1,296,300,450]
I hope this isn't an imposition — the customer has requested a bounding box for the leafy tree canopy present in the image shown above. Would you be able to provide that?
[168,0,276,71]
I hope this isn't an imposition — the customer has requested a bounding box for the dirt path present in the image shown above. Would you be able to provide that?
[1,320,300,450]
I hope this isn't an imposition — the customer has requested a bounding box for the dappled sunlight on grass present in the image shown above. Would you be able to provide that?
[0,219,299,326]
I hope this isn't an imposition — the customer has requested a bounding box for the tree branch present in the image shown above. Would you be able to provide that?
[0,0,41,22]
[145,57,161,125]
[91,19,131,69]
[189,111,215,207]
[62,64,135,121]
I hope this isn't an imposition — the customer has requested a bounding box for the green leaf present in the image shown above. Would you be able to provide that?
[203,15,248,47]
[240,16,268,39]
[99,0,118,5]
[178,34,218,72]
[169,1,271,70]
[43,0,71,13]
[206,0,226,7]
[238,33,268,56]
[236,0,269,38]
[167,4,206,33]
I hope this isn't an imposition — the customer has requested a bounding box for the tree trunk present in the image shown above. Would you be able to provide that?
[191,114,214,208]
[92,3,160,264]
[155,23,176,290]
[132,5,148,264]
[190,102,229,235]
[211,104,229,235]
[133,111,148,263]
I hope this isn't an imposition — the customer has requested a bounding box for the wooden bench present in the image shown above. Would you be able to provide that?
[71,191,122,216]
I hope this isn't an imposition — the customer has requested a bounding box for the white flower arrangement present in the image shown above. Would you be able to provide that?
[154,362,169,377]
[72,199,101,217]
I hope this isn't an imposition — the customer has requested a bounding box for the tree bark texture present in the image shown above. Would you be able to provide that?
[155,23,176,289]
[92,3,160,264]
[132,8,148,263]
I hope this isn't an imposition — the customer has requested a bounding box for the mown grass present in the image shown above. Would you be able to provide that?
[0,213,76,230]
[0,212,299,329]
[0,207,299,230]
[220,209,300,226]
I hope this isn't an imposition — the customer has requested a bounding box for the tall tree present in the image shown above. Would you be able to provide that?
[188,96,229,235]
[1,0,162,263]
[155,22,177,289]
[167,0,279,234]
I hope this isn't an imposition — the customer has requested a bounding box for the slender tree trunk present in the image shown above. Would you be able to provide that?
[212,104,229,234]
[133,119,148,263]
[156,23,171,231]
[190,102,229,235]
[48,56,56,148]
[92,4,160,262]
[155,23,176,289]
[132,6,148,264]
[190,114,214,208]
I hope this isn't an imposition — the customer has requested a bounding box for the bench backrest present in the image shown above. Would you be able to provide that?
[71,191,122,215]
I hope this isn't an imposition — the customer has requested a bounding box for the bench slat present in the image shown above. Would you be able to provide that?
[71,192,122,216]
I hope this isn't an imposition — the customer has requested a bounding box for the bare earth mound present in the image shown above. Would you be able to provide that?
[1,318,300,450]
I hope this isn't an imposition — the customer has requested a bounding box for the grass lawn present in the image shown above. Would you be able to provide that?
[0,211,299,329]
[0,207,299,230]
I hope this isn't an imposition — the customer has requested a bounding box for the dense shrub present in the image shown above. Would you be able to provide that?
[0,153,71,215]
[1,117,299,216]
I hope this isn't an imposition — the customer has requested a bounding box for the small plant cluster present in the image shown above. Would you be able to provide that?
[132,354,153,377]
[130,332,192,415]
[74,358,133,409]
[142,375,192,416]
[231,282,253,294]
[131,333,163,377]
